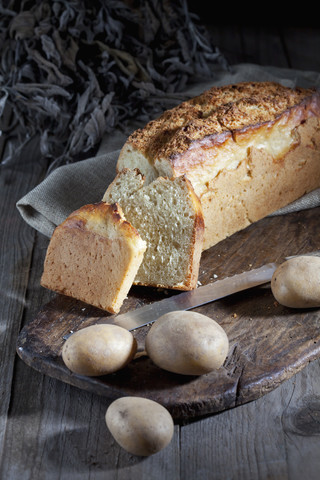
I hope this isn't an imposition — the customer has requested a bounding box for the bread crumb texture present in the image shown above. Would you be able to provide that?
[103,170,204,290]
[41,202,146,313]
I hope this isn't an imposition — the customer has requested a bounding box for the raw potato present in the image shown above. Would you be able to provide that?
[61,324,137,376]
[105,396,174,456]
[145,311,229,375]
[271,255,320,308]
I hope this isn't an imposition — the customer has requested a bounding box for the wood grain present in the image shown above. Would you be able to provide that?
[3,25,320,480]
[0,137,49,460]
[16,207,320,421]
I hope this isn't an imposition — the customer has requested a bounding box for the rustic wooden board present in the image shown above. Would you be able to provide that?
[16,207,320,421]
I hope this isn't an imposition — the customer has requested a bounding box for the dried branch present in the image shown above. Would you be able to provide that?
[0,0,228,167]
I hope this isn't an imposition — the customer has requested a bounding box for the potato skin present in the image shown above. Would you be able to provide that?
[61,324,137,376]
[145,311,229,375]
[271,256,320,308]
[105,396,174,456]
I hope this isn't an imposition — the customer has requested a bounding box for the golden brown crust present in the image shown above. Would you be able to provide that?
[63,201,142,242]
[126,81,319,162]
[118,81,320,252]
[41,202,146,313]
[183,177,205,289]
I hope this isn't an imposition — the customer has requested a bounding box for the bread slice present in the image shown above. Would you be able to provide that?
[103,168,204,290]
[41,202,146,313]
[116,81,320,250]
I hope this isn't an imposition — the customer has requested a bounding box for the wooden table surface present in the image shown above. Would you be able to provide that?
[2,23,320,479]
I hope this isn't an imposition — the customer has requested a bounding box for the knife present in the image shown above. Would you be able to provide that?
[102,252,320,331]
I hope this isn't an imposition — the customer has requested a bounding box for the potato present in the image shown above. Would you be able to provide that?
[271,255,320,308]
[61,324,137,376]
[105,396,174,456]
[145,311,229,375]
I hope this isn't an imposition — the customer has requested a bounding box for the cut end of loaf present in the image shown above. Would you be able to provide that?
[103,170,205,290]
[41,202,146,313]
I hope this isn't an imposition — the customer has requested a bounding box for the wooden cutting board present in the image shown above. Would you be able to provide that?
[16,207,320,421]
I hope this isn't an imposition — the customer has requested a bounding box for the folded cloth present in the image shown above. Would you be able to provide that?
[17,63,320,238]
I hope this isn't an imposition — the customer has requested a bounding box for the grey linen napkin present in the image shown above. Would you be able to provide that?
[17,63,320,238]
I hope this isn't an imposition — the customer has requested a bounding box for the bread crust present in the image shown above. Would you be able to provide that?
[170,175,204,290]
[122,82,319,161]
[41,202,146,313]
[117,81,320,250]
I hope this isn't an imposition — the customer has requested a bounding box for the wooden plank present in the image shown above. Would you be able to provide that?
[281,359,320,480]
[2,24,320,480]
[179,377,290,479]
[282,27,320,72]
[206,26,290,67]
[15,207,320,423]
[207,25,320,73]
[9,192,320,477]
[240,27,290,68]
[179,357,320,479]
[206,25,246,65]
[1,233,181,479]
[0,138,48,461]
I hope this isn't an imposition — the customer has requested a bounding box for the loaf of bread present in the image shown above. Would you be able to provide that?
[116,81,320,250]
[41,202,146,313]
[103,168,204,290]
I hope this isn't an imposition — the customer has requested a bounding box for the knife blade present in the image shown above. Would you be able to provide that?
[100,251,320,331]
[101,261,278,331]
